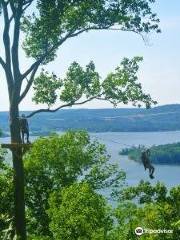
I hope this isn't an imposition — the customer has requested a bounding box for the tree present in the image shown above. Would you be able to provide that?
[0,131,124,238]
[24,131,125,237]
[110,181,180,240]
[47,183,112,240]
[0,0,160,238]
[0,149,14,239]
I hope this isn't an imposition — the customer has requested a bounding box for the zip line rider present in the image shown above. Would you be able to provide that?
[19,114,30,144]
[141,148,155,179]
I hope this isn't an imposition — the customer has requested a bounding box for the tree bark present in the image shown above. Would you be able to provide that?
[9,102,26,240]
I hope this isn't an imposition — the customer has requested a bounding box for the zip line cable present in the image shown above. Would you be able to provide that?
[91,135,135,148]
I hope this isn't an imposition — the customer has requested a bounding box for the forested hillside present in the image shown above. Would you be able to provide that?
[120,142,180,165]
[1,104,180,135]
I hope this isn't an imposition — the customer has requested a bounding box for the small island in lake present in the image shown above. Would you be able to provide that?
[120,142,180,165]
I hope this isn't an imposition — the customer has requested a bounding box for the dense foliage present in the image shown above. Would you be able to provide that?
[0,132,179,239]
[48,183,112,240]
[21,0,160,65]
[110,181,180,240]
[24,131,125,237]
[120,142,180,165]
[0,148,14,239]
[28,56,156,119]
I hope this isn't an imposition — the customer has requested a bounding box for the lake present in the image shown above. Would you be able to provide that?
[1,131,180,188]
[91,131,180,188]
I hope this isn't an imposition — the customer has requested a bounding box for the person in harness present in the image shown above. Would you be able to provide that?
[19,114,30,144]
[141,149,155,179]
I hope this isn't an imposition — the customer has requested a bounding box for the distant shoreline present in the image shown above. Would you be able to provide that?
[120,142,180,165]
[2,129,180,138]
[2,104,180,133]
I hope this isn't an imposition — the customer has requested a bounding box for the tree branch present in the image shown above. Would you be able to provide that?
[21,24,142,91]
[9,1,16,16]
[0,56,6,70]
[21,59,42,80]
[21,26,106,80]
[44,25,115,55]
[22,0,34,13]
[26,96,102,118]
[11,1,23,80]
[120,28,149,45]
[19,64,39,103]
[21,24,144,108]
[2,1,14,91]
[21,31,74,80]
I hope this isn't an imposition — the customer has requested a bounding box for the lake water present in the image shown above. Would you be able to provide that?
[91,131,180,188]
[1,131,180,188]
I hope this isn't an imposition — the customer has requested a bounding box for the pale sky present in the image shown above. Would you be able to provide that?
[0,0,180,111]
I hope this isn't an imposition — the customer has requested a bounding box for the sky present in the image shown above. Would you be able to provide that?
[0,0,180,111]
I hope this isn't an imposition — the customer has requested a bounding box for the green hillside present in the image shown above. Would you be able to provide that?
[1,104,180,135]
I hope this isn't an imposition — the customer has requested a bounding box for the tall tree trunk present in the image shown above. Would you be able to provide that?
[9,102,26,240]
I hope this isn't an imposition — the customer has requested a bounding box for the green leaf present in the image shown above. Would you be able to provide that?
[33,57,157,109]
[22,0,160,62]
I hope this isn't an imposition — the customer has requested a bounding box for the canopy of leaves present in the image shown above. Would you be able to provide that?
[0,152,14,239]
[1,147,179,240]
[48,183,112,240]
[21,0,160,63]
[111,181,180,240]
[32,57,157,111]
[24,131,125,236]
[32,69,62,106]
